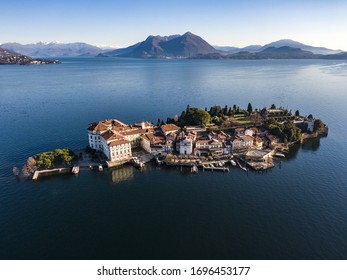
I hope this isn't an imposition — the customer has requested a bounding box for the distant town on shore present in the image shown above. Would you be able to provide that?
[20,104,328,180]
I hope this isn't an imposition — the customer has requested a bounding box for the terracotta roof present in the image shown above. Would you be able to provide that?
[240,135,254,141]
[88,122,110,132]
[161,124,180,132]
[108,139,130,147]
[122,128,154,136]
[235,127,245,132]
[101,130,116,141]
[196,140,210,145]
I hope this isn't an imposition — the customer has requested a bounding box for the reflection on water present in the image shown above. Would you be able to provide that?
[301,138,321,151]
[111,165,134,183]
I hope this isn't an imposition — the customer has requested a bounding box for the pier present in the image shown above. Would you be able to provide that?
[32,168,71,180]
[202,165,229,172]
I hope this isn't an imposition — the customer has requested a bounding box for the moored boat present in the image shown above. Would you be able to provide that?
[72,165,80,175]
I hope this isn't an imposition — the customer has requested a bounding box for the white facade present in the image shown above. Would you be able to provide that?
[88,132,103,151]
[108,141,132,161]
[232,135,254,151]
[179,138,193,155]
[88,119,152,162]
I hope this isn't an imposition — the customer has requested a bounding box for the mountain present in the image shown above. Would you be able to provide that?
[101,32,219,58]
[259,39,341,55]
[0,42,103,57]
[0,47,60,64]
[256,46,318,58]
[191,46,320,59]
[214,44,262,53]
[99,42,141,57]
[321,52,347,59]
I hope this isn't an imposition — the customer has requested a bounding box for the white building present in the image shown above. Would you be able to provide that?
[179,138,193,155]
[88,119,152,162]
[231,135,254,151]
[107,140,132,162]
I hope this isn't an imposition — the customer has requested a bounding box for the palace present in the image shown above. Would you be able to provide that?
[87,118,266,163]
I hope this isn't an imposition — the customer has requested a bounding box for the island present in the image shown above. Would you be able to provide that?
[19,103,328,180]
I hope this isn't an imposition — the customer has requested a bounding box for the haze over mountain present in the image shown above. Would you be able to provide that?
[101,32,218,58]
[214,39,341,55]
[259,39,341,55]
[0,42,104,57]
[192,46,320,60]
[214,45,262,53]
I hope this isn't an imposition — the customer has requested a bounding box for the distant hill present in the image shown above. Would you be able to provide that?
[259,39,341,55]
[0,47,60,64]
[256,46,318,58]
[214,44,262,53]
[321,52,347,59]
[0,47,31,64]
[0,42,103,57]
[100,42,142,57]
[101,32,219,58]
[191,46,320,59]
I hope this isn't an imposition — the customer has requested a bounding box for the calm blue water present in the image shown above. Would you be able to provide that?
[0,58,347,259]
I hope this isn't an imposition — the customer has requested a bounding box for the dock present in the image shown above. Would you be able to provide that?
[32,171,40,180]
[32,168,71,180]
[202,165,229,172]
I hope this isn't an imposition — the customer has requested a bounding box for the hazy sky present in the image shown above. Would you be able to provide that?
[1,0,347,50]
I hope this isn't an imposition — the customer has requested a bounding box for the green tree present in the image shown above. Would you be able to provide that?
[182,107,211,127]
[223,105,228,115]
[247,102,253,115]
[271,104,276,109]
[313,119,324,132]
[295,110,300,117]
[186,104,190,113]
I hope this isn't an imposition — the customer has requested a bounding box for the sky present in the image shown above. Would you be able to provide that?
[1,0,347,50]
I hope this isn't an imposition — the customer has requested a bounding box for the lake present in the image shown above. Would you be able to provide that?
[0,58,347,259]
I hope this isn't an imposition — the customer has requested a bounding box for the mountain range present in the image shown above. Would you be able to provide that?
[214,39,342,55]
[0,42,104,57]
[1,32,346,60]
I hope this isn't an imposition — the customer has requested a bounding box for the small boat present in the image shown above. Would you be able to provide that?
[230,160,237,166]
[274,153,285,158]
[98,165,103,171]
[72,165,80,175]
[89,165,93,170]
[131,157,144,168]
[242,167,248,172]
[191,165,198,173]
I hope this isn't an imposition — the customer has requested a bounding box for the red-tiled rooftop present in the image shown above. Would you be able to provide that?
[161,124,180,132]
[88,122,110,132]
[108,139,130,147]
